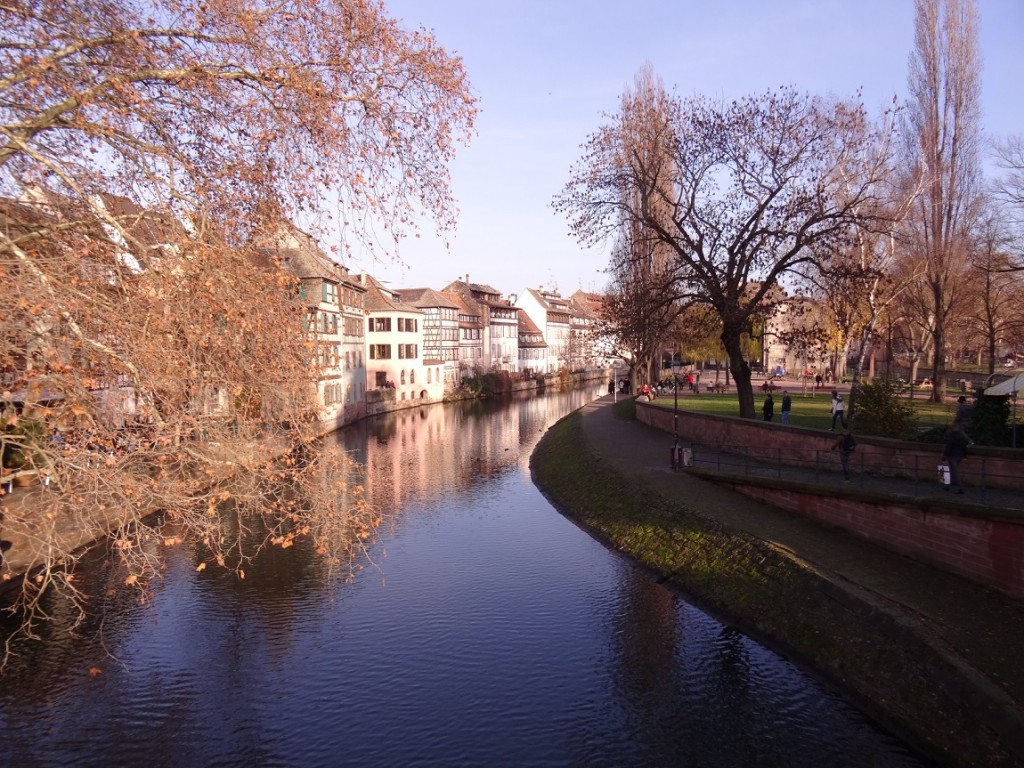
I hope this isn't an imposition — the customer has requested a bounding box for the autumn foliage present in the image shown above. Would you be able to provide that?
[0,0,475,647]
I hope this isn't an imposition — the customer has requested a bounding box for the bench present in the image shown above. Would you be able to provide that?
[707,383,727,394]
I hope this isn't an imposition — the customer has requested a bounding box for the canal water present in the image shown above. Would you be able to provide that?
[0,386,923,767]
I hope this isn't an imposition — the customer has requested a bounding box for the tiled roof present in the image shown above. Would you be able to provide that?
[361,273,423,314]
[393,287,460,309]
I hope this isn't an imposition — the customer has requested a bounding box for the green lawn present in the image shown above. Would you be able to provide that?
[652,388,958,433]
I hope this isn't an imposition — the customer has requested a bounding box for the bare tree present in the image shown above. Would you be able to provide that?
[902,0,983,401]
[0,0,476,653]
[599,226,682,387]
[966,212,1024,373]
[589,65,687,388]
[557,81,891,418]
[993,135,1024,210]
[992,135,1024,268]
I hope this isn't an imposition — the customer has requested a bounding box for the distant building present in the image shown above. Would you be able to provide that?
[569,289,613,369]
[442,276,519,374]
[515,288,571,373]
[517,311,548,376]
[393,287,461,392]
[442,289,485,377]
[261,226,367,429]
[360,274,444,409]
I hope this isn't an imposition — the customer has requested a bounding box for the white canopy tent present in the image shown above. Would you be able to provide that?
[984,372,1024,397]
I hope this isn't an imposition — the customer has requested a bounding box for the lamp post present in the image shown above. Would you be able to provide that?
[671,360,682,467]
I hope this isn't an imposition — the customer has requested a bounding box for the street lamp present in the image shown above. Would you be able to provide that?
[671,359,682,467]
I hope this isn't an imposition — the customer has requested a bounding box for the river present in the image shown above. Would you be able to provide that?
[0,386,923,767]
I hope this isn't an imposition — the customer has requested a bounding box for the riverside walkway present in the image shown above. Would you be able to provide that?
[577,393,1024,762]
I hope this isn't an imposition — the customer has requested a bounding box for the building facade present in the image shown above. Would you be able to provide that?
[360,274,444,408]
[515,288,571,373]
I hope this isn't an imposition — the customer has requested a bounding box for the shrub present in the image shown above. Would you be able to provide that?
[852,379,917,439]
[972,394,1011,447]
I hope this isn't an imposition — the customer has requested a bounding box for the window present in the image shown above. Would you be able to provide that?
[369,317,392,332]
[375,371,387,388]
[370,344,391,360]
[322,283,337,304]
[410,370,415,384]
[400,370,406,385]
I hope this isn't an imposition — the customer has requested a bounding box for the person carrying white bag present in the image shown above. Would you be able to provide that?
[940,424,970,494]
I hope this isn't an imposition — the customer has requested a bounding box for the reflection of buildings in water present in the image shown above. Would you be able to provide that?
[331,387,605,517]
[609,566,684,702]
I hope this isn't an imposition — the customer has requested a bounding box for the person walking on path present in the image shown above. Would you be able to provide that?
[941,424,970,494]
[829,391,846,431]
[780,390,792,424]
[762,393,774,422]
[832,426,857,481]
[953,396,975,444]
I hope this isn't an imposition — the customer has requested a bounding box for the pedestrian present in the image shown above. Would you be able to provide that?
[762,392,774,422]
[953,396,975,444]
[831,426,857,481]
[940,424,970,494]
[829,391,846,431]
[814,373,822,390]
[780,390,792,424]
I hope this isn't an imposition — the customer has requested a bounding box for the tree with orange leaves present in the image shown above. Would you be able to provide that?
[0,0,475,653]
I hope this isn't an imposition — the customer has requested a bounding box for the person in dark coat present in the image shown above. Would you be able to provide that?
[941,425,970,494]
[780,390,792,424]
[762,393,774,422]
[832,426,857,481]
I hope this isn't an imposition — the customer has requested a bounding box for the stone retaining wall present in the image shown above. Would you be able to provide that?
[638,401,1024,491]
[638,401,1024,598]
[710,476,1024,600]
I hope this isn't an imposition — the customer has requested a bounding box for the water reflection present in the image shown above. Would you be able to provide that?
[334,388,598,509]
[0,385,923,767]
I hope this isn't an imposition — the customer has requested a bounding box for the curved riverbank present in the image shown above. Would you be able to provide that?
[530,398,1024,767]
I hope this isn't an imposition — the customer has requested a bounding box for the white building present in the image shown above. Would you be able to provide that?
[266,226,367,429]
[394,287,462,392]
[515,288,572,373]
[442,277,519,373]
[360,273,445,409]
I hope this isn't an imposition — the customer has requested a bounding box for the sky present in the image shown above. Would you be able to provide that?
[348,0,1024,298]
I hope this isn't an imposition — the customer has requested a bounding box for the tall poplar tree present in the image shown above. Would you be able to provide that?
[903,0,982,401]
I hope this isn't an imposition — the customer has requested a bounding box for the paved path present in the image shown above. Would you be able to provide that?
[577,394,1024,739]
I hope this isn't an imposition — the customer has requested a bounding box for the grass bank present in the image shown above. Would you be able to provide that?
[531,404,1017,767]
[653,389,956,432]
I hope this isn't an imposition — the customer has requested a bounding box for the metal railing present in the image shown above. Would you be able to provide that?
[687,442,1024,509]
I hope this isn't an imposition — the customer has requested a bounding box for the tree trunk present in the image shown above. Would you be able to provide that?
[931,315,946,402]
[723,325,754,418]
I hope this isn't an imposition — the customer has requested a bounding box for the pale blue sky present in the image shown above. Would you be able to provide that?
[351,0,1024,297]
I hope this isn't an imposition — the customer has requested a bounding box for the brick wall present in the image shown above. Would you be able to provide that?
[637,401,1024,491]
[636,401,1024,597]
[724,480,1024,600]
